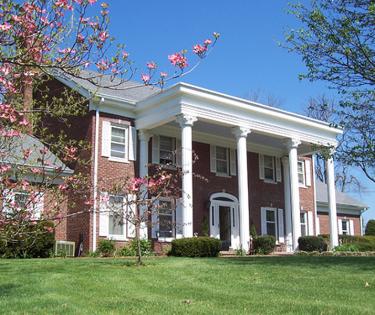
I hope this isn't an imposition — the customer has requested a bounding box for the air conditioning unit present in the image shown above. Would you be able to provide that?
[55,240,75,257]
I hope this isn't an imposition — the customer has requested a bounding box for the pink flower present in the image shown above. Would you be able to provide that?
[98,31,108,42]
[160,72,168,78]
[168,53,188,69]
[204,39,212,46]
[0,164,11,173]
[147,61,157,70]
[76,33,85,43]
[31,168,42,174]
[19,117,29,126]
[122,51,129,59]
[23,148,33,159]
[58,183,68,191]
[0,23,12,31]
[193,44,207,56]
[141,74,150,84]
[88,0,97,4]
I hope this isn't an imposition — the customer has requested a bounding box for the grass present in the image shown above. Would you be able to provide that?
[0,256,374,314]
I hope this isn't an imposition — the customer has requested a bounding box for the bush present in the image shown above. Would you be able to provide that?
[170,237,221,257]
[365,220,375,236]
[253,235,276,255]
[339,235,375,251]
[298,236,328,252]
[334,244,360,252]
[97,239,115,257]
[118,239,153,257]
[0,220,55,258]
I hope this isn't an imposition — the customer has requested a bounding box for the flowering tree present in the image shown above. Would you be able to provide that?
[0,0,218,256]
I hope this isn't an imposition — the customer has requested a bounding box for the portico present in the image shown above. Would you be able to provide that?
[135,82,342,251]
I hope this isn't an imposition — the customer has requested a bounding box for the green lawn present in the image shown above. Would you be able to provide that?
[0,256,374,314]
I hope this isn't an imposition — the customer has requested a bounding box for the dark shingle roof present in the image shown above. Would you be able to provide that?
[62,70,160,102]
[316,181,368,209]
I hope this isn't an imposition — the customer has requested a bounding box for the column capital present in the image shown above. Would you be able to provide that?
[284,138,301,150]
[232,126,251,139]
[138,129,152,142]
[176,114,197,127]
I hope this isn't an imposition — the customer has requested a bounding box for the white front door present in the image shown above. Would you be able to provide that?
[209,193,240,250]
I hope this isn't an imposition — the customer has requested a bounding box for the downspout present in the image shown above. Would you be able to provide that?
[312,154,318,236]
[92,100,102,251]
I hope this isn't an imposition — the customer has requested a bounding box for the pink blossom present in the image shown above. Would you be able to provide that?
[23,149,33,159]
[122,51,129,59]
[101,194,109,203]
[0,165,11,173]
[141,74,150,84]
[19,117,29,126]
[168,53,188,69]
[31,168,42,174]
[204,39,212,46]
[98,31,108,42]
[193,44,207,56]
[160,72,168,78]
[76,33,85,43]
[88,0,97,4]
[147,61,157,70]
[58,183,68,191]
[0,23,12,31]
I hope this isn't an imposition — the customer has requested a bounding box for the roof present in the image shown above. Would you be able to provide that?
[58,70,160,103]
[316,181,368,209]
[0,134,73,175]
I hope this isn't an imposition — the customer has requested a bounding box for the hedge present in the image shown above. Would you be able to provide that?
[0,221,55,258]
[365,220,375,236]
[253,235,276,254]
[170,237,221,257]
[298,236,327,252]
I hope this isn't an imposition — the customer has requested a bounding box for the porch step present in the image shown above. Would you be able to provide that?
[220,250,237,256]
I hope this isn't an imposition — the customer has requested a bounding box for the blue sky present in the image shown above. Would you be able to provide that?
[106,0,374,223]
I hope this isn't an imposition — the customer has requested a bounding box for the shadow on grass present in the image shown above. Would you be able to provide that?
[0,283,20,297]
[216,255,375,271]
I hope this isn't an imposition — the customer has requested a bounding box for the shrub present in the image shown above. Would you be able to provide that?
[0,220,55,258]
[298,236,327,252]
[339,235,375,251]
[253,235,276,255]
[118,239,153,257]
[97,239,115,257]
[365,220,375,236]
[170,237,221,257]
[250,224,257,239]
[334,244,360,252]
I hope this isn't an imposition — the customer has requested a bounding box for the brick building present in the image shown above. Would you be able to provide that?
[35,72,369,253]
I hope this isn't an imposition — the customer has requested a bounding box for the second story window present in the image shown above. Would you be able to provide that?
[110,126,127,160]
[264,155,275,181]
[259,154,282,183]
[298,161,305,185]
[215,146,229,175]
[159,136,176,165]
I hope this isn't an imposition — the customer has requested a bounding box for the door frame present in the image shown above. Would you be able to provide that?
[209,192,240,249]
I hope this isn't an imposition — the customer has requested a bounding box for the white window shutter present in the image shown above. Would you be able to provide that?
[338,219,343,235]
[230,149,237,176]
[349,220,355,236]
[99,192,109,237]
[278,208,285,243]
[261,207,267,235]
[305,159,311,186]
[151,199,159,238]
[276,158,282,182]
[33,193,44,219]
[307,211,314,236]
[176,138,182,167]
[259,154,265,180]
[316,216,320,236]
[210,145,216,173]
[127,194,136,238]
[152,135,160,164]
[101,121,111,157]
[128,126,137,161]
[175,198,183,238]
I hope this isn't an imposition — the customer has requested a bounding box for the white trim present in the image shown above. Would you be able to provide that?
[92,107,100,251]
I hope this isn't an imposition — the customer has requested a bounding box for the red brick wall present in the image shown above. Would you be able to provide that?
[318,212,361,236]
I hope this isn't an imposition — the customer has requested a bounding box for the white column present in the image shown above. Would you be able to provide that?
[282,157,293,252]
[139,130,151,239]
[285,139,301,251]
[176,114,197,238]
[326,153,339,248]
[232,126,251,251]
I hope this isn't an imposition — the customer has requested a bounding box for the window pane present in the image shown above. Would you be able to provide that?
[160,136,174,151]
[111,127,125,142]
[216,146,227,160]
[267,222,276,237]
[160,150,174,164]
[301,224,307,236]
[300,213,306,223]
[111,143,125,158]
[298,173,304,184]
[109,214,124,235]
[216,160,228,174]
[266,210,275,222]
[298,162,304,173]
[264,168,274,180]
[159,215,173,237]
[14,193,29,209]
[264,155,274,168]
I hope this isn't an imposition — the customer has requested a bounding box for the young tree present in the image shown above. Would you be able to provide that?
[285,0,375,183]
[365,219,375,236]
[0,0,218,255]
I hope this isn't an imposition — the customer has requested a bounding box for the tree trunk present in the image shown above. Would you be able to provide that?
[136,223,142,266]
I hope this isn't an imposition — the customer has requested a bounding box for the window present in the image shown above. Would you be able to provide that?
[265,209,277,237]
[108,195,124,237]
[158,199,174,238]
[341,220,350,235]
[300,212,307,237]
[14,192,29,210]
[159,136,176,165]
[264,155,275,181]
[110,126,127,159]
[298,161,305,185]
[215,146,229,175]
